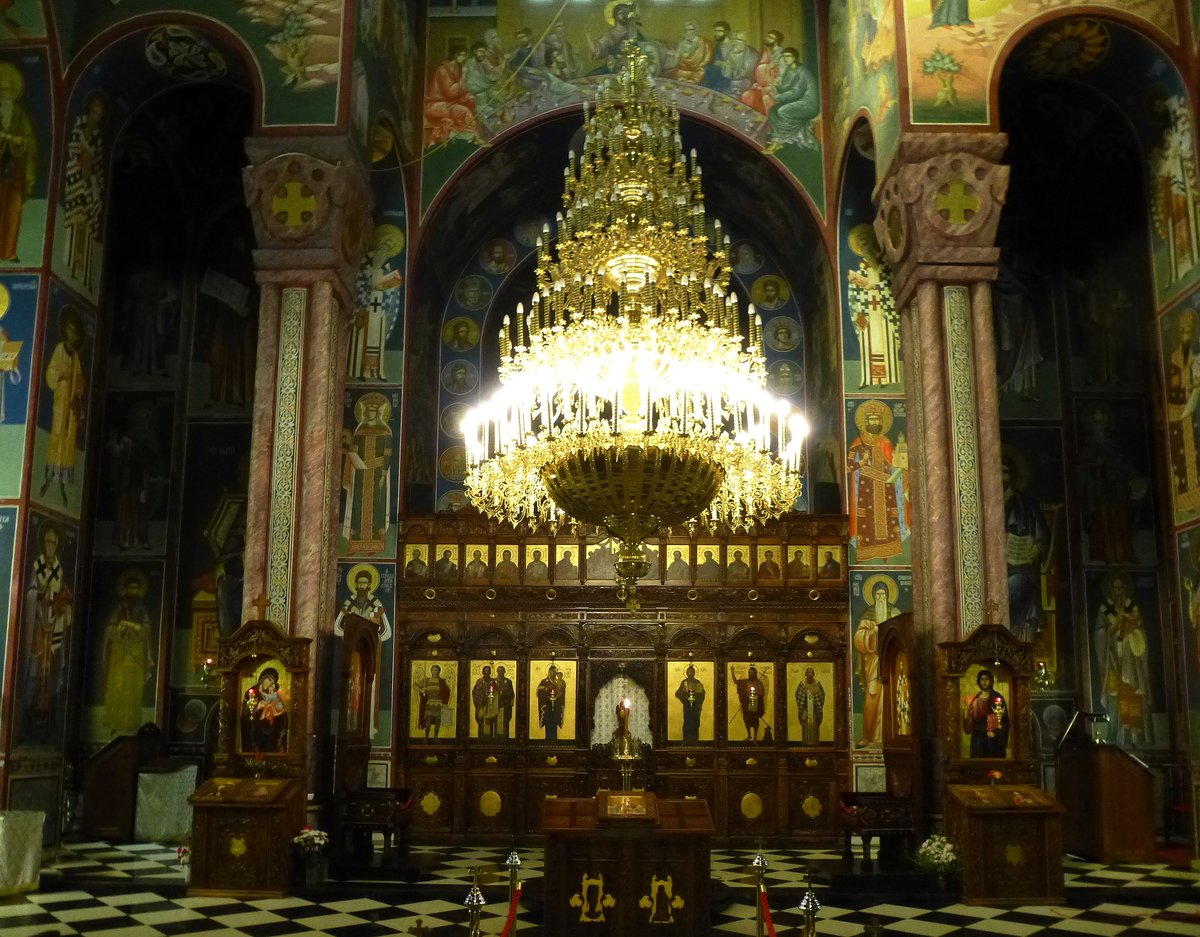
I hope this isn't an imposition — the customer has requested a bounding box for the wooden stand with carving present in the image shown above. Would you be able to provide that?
[542,797,713,936]
[190,776,305,898]
[946,784,1065,905]
[188,608,311,897]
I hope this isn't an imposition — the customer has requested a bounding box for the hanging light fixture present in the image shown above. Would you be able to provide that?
[462,43,808,612]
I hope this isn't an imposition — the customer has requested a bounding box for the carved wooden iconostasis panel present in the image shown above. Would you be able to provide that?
[391,515,850,843]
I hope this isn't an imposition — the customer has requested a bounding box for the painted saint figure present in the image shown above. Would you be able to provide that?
[795,666,825,745]
[763,48,819,153]
[333,566,392,641]
[847,224,900,388]
[240,666,288,754]
[731,665,767,742]
[1002,454,1050,644]
[537,663,567,740]
[472,665,500,739]
[847,400,908,562]
[1166,308,1200,515]
[343,393,393,554]
[495,665,515,738]
[962,669,1007,758]
[40,306,86,505]
[1094,574,1152,747]
[0,62,36,263]
[63,91,107,290]
[23,519,72,739]
[423,47,481,148]
[347,225,403,380]
[416,663,451,739]
[102,570,153,736]
[855,577,899,746]
[674,664,706,742]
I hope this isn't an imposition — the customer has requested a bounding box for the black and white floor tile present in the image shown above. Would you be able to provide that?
[2,839,1197,935]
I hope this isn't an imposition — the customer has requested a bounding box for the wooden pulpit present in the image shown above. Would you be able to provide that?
[1057,737,1155,863]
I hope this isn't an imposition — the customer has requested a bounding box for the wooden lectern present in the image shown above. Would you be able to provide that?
[542,795,713,935]
[1057,721,1155,863]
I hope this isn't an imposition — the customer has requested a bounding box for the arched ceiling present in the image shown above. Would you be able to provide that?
[415,112,827,307]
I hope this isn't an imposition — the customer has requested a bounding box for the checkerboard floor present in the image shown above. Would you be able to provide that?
[3,839,1196,935]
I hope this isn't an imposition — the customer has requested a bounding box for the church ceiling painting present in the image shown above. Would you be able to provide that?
[419,0,824,217]
[49,1,341,127]
[827,0,901,182]
[356,2,421,162]
[903,0,1178,126]
[1,1,45,38]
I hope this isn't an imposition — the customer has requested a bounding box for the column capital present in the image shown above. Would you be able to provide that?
[874,132,1010,306]
[242,135,373,296]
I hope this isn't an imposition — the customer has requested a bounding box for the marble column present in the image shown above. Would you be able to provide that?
[239,137,372,773]
[874,133,1010,642]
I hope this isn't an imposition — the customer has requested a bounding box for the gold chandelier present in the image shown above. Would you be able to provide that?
[462,43,807,612]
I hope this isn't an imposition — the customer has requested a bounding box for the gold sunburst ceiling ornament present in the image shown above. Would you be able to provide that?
[462,43,808,613]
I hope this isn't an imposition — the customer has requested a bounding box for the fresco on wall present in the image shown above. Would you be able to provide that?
[82,561,163,743]
[850,569,912,748]
[52,88,110,304]
[1161,294,1200,526]
[1175,525,1200,752]
[0,51,52,272]
[840,144,902,394]
[1,1,45,37]
[92,393,174,557]
[993,234,1060,420]
[997,427,1071,678]
[29,288,95,520]
[189,213,258,415]
[845,397,911,566]
[105,248,183,389]
[348,223,405,382]
[420,2,824,217]
[175,423,250,686]
[1087,569,1164,748]
[340,389,400,557]
[358,2,420,160]
[15,513,79,749]
[902,1,1177,125]
[334,559,395,740]
[50,2,335,126]
[0,275,37,496]
[0,506,16,727]
[827,0,901,179]
[1073,398,1156,566]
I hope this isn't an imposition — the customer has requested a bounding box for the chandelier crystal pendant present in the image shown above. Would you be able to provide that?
[462,43,808,613]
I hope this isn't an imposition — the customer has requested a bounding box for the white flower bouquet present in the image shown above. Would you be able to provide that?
[292,827,330,856]
[913,834,959,874]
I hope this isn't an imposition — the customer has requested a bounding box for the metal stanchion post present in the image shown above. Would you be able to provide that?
[797,867,822,937]
[505,849,521,903]
[464,867,485,937]
[752,853,768,937]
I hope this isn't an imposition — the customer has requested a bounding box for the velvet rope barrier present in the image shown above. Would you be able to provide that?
[758,887,778,937]
[498,885,522,937]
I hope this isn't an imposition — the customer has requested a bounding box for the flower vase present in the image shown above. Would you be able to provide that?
[181,865,191,886]
[304,855,328,887]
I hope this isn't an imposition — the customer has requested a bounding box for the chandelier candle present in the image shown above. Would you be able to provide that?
[462,43,808,612]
